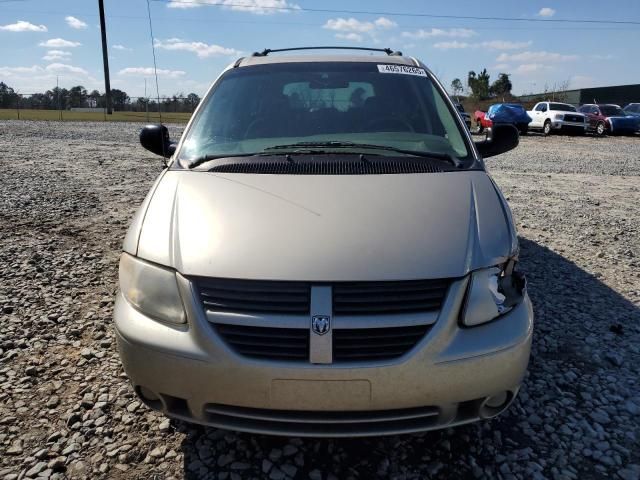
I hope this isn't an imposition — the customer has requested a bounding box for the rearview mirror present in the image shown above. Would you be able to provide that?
[140,124,176,158]
[475,124,519,159]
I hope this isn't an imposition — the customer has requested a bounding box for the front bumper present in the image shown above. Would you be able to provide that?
[115,276,533,437]
[551,120,587,133]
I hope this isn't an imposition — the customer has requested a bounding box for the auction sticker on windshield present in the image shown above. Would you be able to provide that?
[377,64,427,76]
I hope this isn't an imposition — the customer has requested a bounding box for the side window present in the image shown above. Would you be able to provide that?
[535,103,545,111]
[592,106,600,115]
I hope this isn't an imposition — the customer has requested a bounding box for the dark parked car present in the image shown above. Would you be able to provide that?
[578,104,639,135]
[623,103,640,129]
[454,103,472,130]
[477,103,531,135]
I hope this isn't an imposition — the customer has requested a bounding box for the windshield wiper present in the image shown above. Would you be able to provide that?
[262,141,462,167]
[187,152,265,169]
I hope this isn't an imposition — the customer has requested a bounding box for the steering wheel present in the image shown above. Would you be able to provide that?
[364,115,415,132]
[244,116,273,139]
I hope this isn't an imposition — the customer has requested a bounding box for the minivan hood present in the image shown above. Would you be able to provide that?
[134,170,517,281]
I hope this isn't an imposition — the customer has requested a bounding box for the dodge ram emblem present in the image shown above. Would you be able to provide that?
[311,315,330,335]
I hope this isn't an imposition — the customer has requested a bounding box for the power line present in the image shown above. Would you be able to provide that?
[3,6,640,30]
[149,0,640,25]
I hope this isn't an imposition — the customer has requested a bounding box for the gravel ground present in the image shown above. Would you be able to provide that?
[1,120,639,480]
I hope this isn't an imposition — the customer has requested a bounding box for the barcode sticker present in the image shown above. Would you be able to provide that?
[377,64,427,76]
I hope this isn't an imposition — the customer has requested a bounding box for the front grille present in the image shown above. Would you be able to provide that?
[201,278,449,363]
[214,324,309,361]
[333,279,449,315]
[196,278,310,314]
[203,403,441,436]
[564,114,584,123]
[333,325,431,361]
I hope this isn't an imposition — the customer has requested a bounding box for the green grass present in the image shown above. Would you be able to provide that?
[0,109,193,123]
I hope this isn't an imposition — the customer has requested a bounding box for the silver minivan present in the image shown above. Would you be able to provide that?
[115,47,533,437]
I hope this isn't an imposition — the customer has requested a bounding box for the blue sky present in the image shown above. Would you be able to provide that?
[1,0,639,98]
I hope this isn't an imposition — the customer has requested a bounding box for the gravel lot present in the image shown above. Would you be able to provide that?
[1,120,639,480]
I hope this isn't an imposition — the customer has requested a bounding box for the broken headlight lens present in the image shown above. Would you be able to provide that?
[460,263,525,327]
[119,253,186,324]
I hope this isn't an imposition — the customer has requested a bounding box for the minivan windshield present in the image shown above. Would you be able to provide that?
[179,62,471,166]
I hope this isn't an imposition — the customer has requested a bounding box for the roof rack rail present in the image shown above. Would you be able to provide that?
[252,46,403,57]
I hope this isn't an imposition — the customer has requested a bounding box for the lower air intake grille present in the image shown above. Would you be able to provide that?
[203,403,441,436]
[333,279,449,315]
[214,324,309,361]
[333,325,431,362]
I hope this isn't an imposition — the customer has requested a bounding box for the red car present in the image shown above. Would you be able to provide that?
[474,110,492,133]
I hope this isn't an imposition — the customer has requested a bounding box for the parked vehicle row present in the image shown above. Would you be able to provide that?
[467,101,640,137]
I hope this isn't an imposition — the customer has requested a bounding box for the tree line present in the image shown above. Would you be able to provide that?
[0,81,201,113]
[450,70,513,100]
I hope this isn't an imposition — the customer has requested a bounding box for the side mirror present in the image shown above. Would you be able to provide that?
[475,124,519,159]
[140,124,176,157]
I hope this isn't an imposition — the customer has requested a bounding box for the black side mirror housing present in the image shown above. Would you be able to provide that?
[140,124,177,158]
[475,124,519,159]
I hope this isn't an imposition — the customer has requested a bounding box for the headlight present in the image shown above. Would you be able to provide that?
[554,114,564,120]
[119,253,186,324]
[460,263,525,327]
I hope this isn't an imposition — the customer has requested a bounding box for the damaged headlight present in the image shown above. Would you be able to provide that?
[119,253,186,324]
[460,261,525,327]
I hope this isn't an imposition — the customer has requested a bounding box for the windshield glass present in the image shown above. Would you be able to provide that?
[600,105,624,116]
[549,103,576,112]
[179,62,471,164]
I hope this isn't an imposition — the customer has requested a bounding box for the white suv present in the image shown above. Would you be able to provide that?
[527,101,586,135]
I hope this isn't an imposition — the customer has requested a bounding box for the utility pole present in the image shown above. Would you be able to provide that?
[98,0,112,114]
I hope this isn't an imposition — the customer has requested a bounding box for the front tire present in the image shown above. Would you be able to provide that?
[543,120,552,136]
[519,126,528,136]
[596,121,606,136]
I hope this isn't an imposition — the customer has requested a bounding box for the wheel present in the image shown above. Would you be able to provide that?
[519,126,528,136]
[596,121,606,136]
[543,120,552,136]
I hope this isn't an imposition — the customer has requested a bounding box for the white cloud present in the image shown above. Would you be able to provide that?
[323,17,396,42]
[324,17,397,33]
[39,38,81,48]
[433,41,470,49]
[65,16,87,29]
[154,38,241,58]
[482,40,532,50]
[434,40,532,50]
[0,64,99,92]
[0,20,47,32]
[166,0,299,14]
[0,65,43,76]
[118,67,186,78]
[42,50,72,61]
[402,28,476,39]
[497,50,579,63]
[45,63,88,75]
[336,33,364,42]
[112,44,131,51]
[538,7,556,17]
